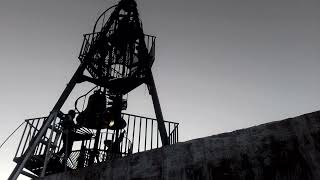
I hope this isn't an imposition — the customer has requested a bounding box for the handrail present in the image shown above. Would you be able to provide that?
[13,113,179,176]
[92,5,118,35]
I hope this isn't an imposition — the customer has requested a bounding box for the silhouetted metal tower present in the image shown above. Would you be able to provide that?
[9,0,179,179]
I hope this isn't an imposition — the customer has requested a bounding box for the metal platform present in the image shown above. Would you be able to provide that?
[13,113,179,177]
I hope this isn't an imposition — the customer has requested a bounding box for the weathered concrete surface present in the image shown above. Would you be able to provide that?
[40,111,320,180]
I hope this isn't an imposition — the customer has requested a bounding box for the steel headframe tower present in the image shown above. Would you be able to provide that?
[9,0,169,179]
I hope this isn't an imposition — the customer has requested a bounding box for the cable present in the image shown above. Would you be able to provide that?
[0,121,26,150]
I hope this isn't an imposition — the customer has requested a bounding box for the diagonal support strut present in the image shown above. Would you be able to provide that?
[8,62,87,180]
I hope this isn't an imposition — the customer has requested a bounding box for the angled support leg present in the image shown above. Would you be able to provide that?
[40,112,59,177]
[8,62,87,180]
[147,70,169,146]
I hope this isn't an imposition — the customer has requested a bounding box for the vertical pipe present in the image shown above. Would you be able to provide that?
[88,138,92,149]
[90,129,101,165]
[150,119,153,150]
[119,131,123,155]
[131,116,136,153]
[156,122,159,148]
[176,124,178,143]
[63,129,69,171]
[144,118,148,151]
[138,117,142,152]
[99,132,103,149]
[173,129,175,144]
[168,122,171,144]
[105,129,109,150]
[172,125,175,144]
[124,115,129,154]
[174,126,177,144]
[177,124,179,143]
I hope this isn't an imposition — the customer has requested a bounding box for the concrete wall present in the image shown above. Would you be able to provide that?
[40,111,320,180]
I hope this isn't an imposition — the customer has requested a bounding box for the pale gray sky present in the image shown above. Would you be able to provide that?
[1,0,320,178]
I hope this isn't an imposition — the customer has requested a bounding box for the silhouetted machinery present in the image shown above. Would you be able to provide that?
[9,0,179,179]
[76,91,127,130]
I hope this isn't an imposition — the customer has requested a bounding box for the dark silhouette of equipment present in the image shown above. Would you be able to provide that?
[9,0,176,179]
[76,91,127,130]
[76,90,107,129]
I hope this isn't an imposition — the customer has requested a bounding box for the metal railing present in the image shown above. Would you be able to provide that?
[78,31,156,79]
[79,32,155,60]
[13,113,178,174]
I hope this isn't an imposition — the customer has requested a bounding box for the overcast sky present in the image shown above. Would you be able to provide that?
[0,0,320,178]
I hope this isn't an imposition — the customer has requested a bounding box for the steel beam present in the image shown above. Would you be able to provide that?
[8,62,87,180]
[147,70,169,146]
